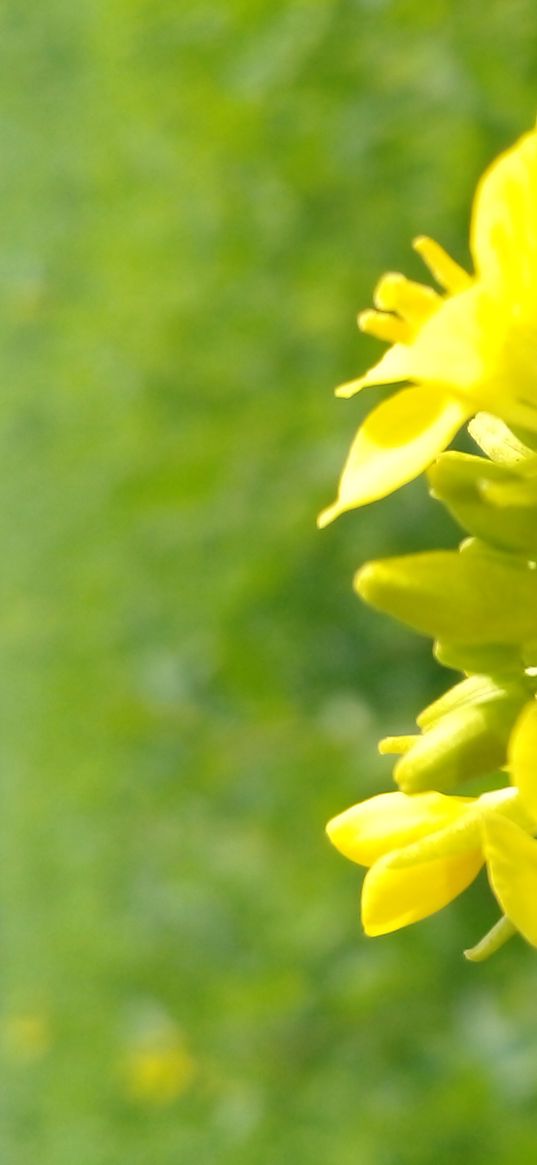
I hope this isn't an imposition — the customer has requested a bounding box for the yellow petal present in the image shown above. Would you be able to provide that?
[361,847,483,936]
[326,790,475,868]
[471,130,537,295]
[335,343,411,399]
[482,812,537,948]
[409,286,490,394]
[386,811,481,866]
[317,386,470,526]
[508,699,537,820]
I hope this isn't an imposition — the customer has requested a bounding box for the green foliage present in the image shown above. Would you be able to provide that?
[3,2,537,1163]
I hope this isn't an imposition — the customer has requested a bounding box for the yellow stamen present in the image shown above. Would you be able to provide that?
[378,735,418,755]
[374,272,440,326]
[413,235,472,294]
[358,309,412,345]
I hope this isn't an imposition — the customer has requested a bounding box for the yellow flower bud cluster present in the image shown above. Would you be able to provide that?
[320,127,537,959]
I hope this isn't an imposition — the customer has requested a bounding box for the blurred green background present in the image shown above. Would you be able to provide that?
[2,2,537,1162]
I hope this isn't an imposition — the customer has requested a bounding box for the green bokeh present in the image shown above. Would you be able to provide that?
[2,2,537,1162]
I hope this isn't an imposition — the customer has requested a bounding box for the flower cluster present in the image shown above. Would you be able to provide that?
[321,127,537,960]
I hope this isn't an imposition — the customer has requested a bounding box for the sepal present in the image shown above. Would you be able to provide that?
[468,412,537,467]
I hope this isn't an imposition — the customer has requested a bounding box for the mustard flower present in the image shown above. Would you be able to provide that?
[3,1011,51,1062]
[121,1041,195,1105]
[319,128,537,526]
[326,701,537,951]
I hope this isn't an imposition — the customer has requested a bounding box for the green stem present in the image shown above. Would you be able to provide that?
[464,915,517,963]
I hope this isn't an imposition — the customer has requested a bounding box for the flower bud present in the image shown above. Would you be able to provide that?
[386,682,528,793]
[433,640,523,676]
[355,550,537,644]
[428,452,537,555]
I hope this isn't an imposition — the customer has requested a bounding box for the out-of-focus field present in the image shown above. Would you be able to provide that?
[2,3,537,1162]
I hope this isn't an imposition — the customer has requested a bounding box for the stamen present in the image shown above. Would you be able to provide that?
[378,735,418,755]
[413,235,472,294]
[358,309,412,345]
[374,272,440,324]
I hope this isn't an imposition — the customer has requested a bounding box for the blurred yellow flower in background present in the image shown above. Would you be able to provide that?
[319,128,537,526]
[123,1043,195,1105]
[3,1011,51,1063]
[120,1019,196,1106]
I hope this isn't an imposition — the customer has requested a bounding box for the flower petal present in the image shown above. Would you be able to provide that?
[335,343,411,399]
[409,286,490,395]
[471,130,537,296]
[326,790,475,868]
[362,847,484,936]
[317,386,470,526]
[508,699,537,819]
[386,812,481,866]
[482,812,537,948]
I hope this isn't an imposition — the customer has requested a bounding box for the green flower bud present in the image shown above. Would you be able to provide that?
[428,452,537,556]
[417,674,518,729]
[355,550,537,645]
[382,679,528,793]
[433,640,523,676]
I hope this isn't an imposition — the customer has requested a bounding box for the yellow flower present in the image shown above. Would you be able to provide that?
[326,700,537,949]
[122,1042,195,1105]
[119,1015,195,1106]
[3,1011,51,1062]
[319,128,537,527]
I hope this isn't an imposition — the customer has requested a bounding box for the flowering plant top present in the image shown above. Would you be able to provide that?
[319,130,537,525]
[321,127,537,961]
